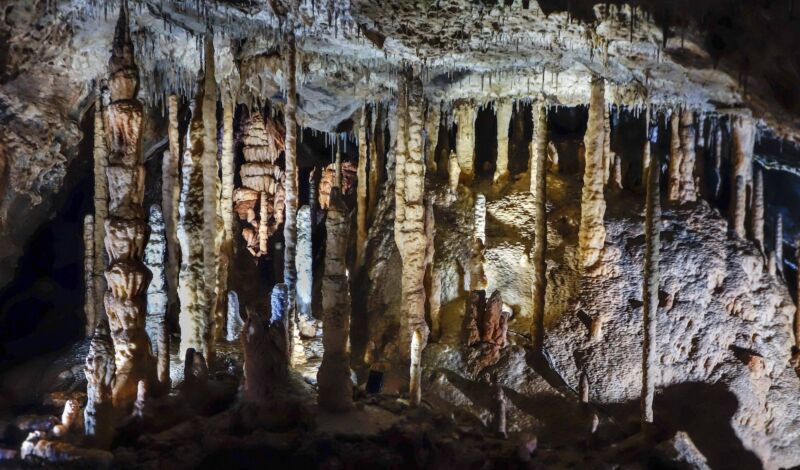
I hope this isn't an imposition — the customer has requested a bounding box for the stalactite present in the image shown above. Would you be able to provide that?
[144,205,169,390]
[578,78,607,270]
[424,101,441,173]
[775,213,784,276]
[201,35,223,350]
[164,96,181,324]
[494,99,512,184]
[642,107,651,185]
[84,320,114,448]
[394,71,429,407]
[668,110,683,202]
[448,150,460,193]
[84,214,96,337]
[474,194,486,244]
[92,94,108,331]
[103,3,153,408]
[226,291,242,342]
[713,123,723,200]
[296,205,313,320]
[731,114,755,238]
[283,29,304,368]
[356,107,368,270]
[318,189,354,412]
[531,103,547,349]
[641,147,661,428]
[178,83,210,362]
[752,168,765,251]
[678,110,697,203]
[455,101,476,184]
[334,144,343,189]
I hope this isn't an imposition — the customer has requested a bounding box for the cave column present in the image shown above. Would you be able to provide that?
[144,205,169,390]
[455,101,476,184]
[297,206,313,320]
[318,189,354,412]
[425,101,441,174]
[752,168,765,252]
[164,96,181,327]
[84,214,96,337]
[678,110,697,203]
[84,320,114,448]
[93,94,108,331]
[531,103,547,349]
[641,142,661,428]
[578,77,607,270]
[731,114,755,238]
[219,91,236,341]
[356,106,369,270]
[667,110,683,202]
[103,3,153,408]
[494,99,512,184]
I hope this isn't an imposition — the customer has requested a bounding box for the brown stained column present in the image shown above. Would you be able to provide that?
[103,2,153,408]
[317,189,354,412]
[531,104,547,349]
[578,78,607,271]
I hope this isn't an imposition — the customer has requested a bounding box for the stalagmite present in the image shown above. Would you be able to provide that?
[84,320,114,447]
[775,213,784,276]
[474,194,486,244]
[84,215,96,337]
[531,103,548,349]
[494,384,507,438]
[356,107,368,270]
[318,189,354,412]
[611,154,623,191]
[283,29,304,368]
[469,239,488,291]
[242,284,289,405]
[52,399,81,437]
[579,370,590,403]
[395,71,429,406]
[678,110,697,203]
[201,35,224,349]
[448,151,460,193]
[668,111,683,202]
[334,144,343,190]
[455,102,476,184]
[178,82,210,362]
[164,97,181,323]
[731,115,755,238]
[424,101,441,173]
[103,3,153,408]
[296,206,313,320]
[578,78,607,270]
[225,291,242,342]
[132,380,147,419]
[144,205,169,390]
[494,99,512,184]
[752,168,765,251]
[93,94,108,331]
[641,146,661,428]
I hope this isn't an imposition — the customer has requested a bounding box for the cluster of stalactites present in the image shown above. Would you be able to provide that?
[232,112,287,257]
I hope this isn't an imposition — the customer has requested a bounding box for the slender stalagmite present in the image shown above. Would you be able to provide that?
[201,35,223,350]
[318,189,354,412]
[219,94,235,338]
[731,114,755,238]
[667,110,683,202]
[474,194,486,244]
[296,206,312,320]
[226,291,242,341]
[178,82,210,362]
[678,110,697,203]
[494,99,512,184]
[144,205,169,390]
[164,96,181,322]
[395,72,429,406]
[93,95,108,329]
[84,215,96,337]
[356,107,369,270]
[752,168,765,251]
[283,29,304,367]
[103,3,153,408]
[641,145,661,428]
[455,101,476,184]
[531,103,548,349]
[448,151,460,193]
[775,213,784,276]
[424,101,440,173]
[84,319,114,447]
[578,78,607,270]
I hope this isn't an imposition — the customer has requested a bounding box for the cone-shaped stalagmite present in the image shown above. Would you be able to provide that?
[641,147,661,427]
[455,102,476,184]
[578,78,607,270]
[144,205,169,390]
[395,71,429,406]
[103,3,153,408]
[752,168,765,251]
[531,104,547,349]
[494,99,512,184]
[84,214,96,336]
[731,114,755,238]
[164,96,181,326]
[318,189,354,412]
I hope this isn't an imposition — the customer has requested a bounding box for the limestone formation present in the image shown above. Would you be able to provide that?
[455,102,476,184]
[318,189,354,412]
[668,111,682,202]
[356,107,369,270]
[424,101,441,174]
[641,147,661,427]
[469,238,488,292]
[578,78,607,270]
[678,110,697,203]
[493,384,507,438]
[296,206,314,324]
[318,161,356,209]
[474,194,486,244]
[713,122,723,200]
[163,97,181,323]
[178,84,210,362]
[775,213,784,276]
[641,107,652,183]
[144,205,169,390]
[225,291,242,342]
[84,320,114,447]
[52,398,81,437]
[731,114,755,238]
[448,151,460,193]
[84,214,96,337]
[93,95,108,329]
[242,284,289,405]
[531,103,548,349]
[219,94,236,343]
[494,99,512,183]
[602,105,615,185]
[752,168,765,251]
[102,3,153,409]
[368,104,383,220]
